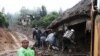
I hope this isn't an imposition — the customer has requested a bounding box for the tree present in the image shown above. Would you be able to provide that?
[40,5,47,17]
[59,8,63,15]
[34,8,41,20]
[20,7,27,16]
[32,11,59,28]
[0,12,9,27]
[6,13,12,27]
[42,11,59,27]
[20,7,33,18]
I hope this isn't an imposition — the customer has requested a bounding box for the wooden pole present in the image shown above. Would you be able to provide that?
[90,0,95,55]
[90,0,97,56]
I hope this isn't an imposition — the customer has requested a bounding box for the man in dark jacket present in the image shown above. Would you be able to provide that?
[33,27,41,48]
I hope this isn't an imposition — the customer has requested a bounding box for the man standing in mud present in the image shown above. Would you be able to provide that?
[17,39,35,56]
[33,27,42,48]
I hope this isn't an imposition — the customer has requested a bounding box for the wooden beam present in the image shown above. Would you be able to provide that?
[90,0,97,56]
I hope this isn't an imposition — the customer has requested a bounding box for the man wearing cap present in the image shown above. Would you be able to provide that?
[17,40,35,56]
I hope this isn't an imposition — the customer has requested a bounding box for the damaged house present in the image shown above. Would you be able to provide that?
[47,0,96,54]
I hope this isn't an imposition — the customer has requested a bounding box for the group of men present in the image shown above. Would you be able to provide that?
[17,27,75,56]
[32,27,75,51]
[33,27,57,50]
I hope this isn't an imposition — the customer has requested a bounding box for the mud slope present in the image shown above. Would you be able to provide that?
[0,28,23,52]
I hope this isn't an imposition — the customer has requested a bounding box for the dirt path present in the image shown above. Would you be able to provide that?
[0,50,17,56]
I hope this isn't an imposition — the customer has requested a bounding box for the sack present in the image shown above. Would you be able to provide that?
[63,30,70,38]
[63,30,74,39]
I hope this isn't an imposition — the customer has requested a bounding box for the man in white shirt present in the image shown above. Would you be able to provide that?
[45,30,56,50]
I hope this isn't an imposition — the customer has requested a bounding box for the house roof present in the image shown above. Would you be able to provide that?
[47,0,92,29]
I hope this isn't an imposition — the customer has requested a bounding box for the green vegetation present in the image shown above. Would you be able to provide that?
[0,12,9,27]
[17,5,59,28]
[32,11,59,28]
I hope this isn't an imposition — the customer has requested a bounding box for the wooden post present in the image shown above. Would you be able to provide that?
[62,24,65,31]
[90,0,97,56]
[90,0,94,55]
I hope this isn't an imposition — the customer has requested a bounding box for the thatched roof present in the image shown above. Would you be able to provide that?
[47,0,92,29]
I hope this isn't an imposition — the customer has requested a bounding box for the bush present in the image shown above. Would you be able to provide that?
[32,11,59,28]
[0,12,9,27]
